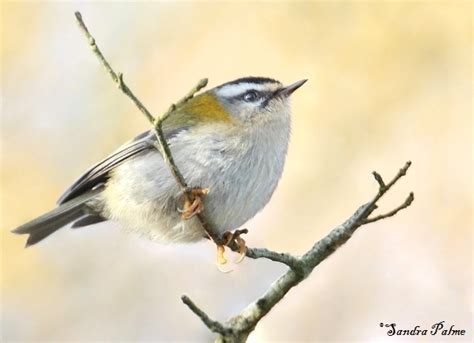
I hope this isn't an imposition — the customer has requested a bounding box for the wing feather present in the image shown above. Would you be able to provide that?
[57,130,156,204]
[57,102,199,205]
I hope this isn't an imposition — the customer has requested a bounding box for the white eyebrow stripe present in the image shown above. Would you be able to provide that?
[216,83,271,98]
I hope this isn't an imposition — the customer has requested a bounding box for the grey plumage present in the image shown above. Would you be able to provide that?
[12,77,306,247]
[58,131,156,204]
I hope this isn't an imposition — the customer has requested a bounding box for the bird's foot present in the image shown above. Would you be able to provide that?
[216,229,248,271]
[224,229,248,264]
[178,187,210,220]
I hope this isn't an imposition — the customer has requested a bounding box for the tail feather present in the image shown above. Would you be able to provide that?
[71,215,105,229]
[21,207,84,247]
[12,188,103,247]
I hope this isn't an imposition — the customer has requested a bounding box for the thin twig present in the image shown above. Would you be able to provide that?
[74,11,220,243]
[246,248,303,269]
[362,192,414,224]
[372,161,412,203]
[154,78,208,126]
[152,79,213,240]
[74,12,155,124]
[372,171,386,190]
[181,296,230,335]
[226,243,303,270]
[152,80,210,237]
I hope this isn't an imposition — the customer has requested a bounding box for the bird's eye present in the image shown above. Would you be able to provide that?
[243,91,259,102]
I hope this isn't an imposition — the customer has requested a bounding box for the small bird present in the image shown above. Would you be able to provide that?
[13,77,306,251]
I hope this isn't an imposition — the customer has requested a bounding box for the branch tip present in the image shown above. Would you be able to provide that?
[363,191,415,224]
[372,171,386,190]
[198,78,208,88]
[181,295,228,335]
[75,11,155,124]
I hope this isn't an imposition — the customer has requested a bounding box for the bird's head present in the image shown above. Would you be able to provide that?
[212,77,307,125]
[177,77,307,129]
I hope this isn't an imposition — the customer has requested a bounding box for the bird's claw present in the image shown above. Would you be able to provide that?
[234,236,247,264]
[215,229,248,272]
[216,245,233,273]
[179,187,210,220]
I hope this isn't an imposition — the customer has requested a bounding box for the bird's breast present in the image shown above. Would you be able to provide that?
[176,124,290,231]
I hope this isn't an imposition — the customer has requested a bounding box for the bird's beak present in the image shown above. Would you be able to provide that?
[277,79,308,97]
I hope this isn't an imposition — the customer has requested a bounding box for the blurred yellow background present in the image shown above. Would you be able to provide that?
[1,1,472,341]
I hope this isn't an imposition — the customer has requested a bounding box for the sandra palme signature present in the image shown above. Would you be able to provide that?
[379,321,466,337]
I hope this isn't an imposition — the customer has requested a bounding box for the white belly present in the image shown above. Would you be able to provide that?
[101,126,289,243]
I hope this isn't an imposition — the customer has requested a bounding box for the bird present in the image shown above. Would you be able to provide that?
[12,76,307,254]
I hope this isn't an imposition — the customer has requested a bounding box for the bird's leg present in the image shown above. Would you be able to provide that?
[179,187,210,220]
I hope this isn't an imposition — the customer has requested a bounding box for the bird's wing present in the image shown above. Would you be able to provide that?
[57,95,208,205]
[57,130,157,204]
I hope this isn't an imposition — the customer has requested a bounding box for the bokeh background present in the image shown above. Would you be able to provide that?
[1,1,472,342]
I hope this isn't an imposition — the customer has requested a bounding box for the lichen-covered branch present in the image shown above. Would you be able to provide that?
[183,162,414,342]
[181,296,232,336]
[74,11,414,343]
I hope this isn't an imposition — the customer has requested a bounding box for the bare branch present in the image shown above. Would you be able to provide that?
[185,162,414,342]
[301,202,372,269]
[155,78,208,126]
[363,192,414,224]
[74,11,221,243]
[181,296,230,335]
[245,248,303,269]
[372,171,386,190]
[74,11,155,124]
[151,81,205,190]
[151,80,214,241]
[225,242,303,270]
[372,161,412,202]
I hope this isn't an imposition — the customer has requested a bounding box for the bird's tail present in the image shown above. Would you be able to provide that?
[12,189,104,247]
